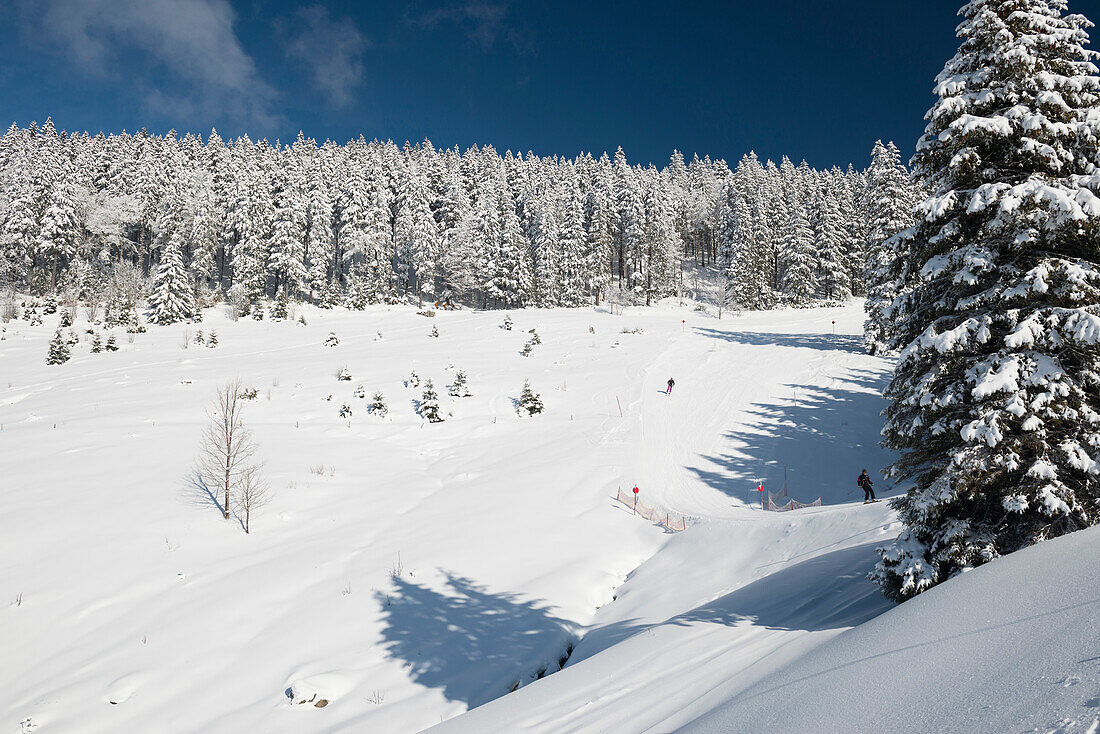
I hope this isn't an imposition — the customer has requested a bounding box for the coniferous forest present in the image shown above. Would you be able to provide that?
[0,123,919,324]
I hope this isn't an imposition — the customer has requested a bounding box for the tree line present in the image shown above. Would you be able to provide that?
[0,122,917,322]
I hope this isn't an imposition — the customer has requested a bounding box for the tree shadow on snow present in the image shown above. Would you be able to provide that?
[693,328,864,354]
[178,472,248,530]
[179,471,226,517]
[687,367,895,506]
[570,540,892,665]
[373,571,576,708]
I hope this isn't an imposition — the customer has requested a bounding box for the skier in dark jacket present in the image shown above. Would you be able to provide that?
[858,470,876,503]
[666,377,675,395]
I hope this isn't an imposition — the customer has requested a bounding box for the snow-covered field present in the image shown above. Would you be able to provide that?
[2,300,1095,733]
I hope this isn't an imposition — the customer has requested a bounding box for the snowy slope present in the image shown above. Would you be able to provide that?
[429,502,902,734]
[1,300,895,733]
[682,523,1100,734]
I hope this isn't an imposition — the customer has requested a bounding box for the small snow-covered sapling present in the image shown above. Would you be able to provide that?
[206,331,218,348]
[449,370,472,397]
[324,331,339,347]
[46,328,70,365]
[353,384,367,399]
[418,380,444,423]
[518,380,544,416]
[337,367,352,381]
[502,315,513,330]
[339,404,353,418]
[369,391,388,418]
[407,370,420,388]
[430,325,439,338]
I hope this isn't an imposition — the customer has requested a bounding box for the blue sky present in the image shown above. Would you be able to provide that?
[2,1,1099,168]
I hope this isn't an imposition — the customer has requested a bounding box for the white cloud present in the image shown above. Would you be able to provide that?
[35,0,277,126]
[413,1,511,51]
[285,5,370,109]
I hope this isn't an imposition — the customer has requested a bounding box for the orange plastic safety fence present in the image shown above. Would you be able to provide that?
[766,492,823,512]
[615,488,691,532]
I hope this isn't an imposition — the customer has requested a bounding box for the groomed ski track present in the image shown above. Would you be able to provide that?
[430,303,905,733]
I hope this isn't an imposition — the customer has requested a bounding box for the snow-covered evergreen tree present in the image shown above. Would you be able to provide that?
[863,140,919,355]
[583,155,615,304]
[811,186,851,301]
[418,379,443,422]
[37,178,83,291]
[779,206,817,305]
[270,293,288,320]
[449,370,472,397]
[719,159,771,310]
[873,0,1100,602]
[0,147,39,285]
[557,169,589,306]
[394,163,440,304]
[269,178,307,299]
[490,170,534,308]
[46,327,70,364]
[640,171,682,305]
[148,239,194,325]
[517,380,544,416]
[369,391,388,417]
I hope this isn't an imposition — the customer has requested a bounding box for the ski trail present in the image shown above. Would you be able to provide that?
[625,311,894,519]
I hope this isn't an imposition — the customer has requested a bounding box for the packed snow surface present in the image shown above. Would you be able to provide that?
[680,523,1100,734]
[8,300,1084,733]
